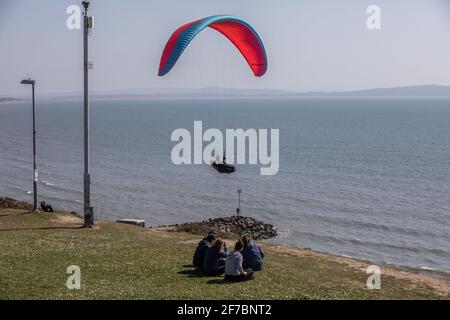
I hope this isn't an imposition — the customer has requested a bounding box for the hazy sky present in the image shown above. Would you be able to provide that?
[1,0,450,96]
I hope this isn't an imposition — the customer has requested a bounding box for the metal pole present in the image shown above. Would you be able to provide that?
[237,189,241,217]
[83,1,94,227]
[32,83,37,212]
[238,193,240,216]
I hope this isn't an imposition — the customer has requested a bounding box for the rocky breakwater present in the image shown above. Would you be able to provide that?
[166,216,278,240]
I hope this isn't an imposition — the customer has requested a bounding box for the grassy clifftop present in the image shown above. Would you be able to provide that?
[0,208,448,300]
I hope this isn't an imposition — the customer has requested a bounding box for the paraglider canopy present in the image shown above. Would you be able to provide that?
[158,15,268,77]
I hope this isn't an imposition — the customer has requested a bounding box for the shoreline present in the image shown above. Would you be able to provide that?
[155,225,450,295]
[0,205,449,299]
[157,220,450,281]
[1,196,449,282]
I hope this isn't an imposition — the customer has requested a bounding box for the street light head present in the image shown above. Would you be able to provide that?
[21,79,35,85]
[82,1,90,10]
[237,189,242,194]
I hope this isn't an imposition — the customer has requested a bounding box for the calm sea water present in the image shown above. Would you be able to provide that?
[1,98,449,276]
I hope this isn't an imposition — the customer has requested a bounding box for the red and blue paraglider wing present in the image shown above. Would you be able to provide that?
[158,15,268,77]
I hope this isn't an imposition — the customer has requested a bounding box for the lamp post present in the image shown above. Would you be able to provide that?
[237,189,242,217]
[20,79,38,212]
[82,0,94,228]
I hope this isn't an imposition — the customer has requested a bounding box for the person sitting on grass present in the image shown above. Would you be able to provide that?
[193,233,216,271]
[40,201,54,213]
[241,235,265,271]
[203,238,228,276]
[224,240,254,282]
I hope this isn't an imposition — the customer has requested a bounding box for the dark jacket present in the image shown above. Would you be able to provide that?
[193,239,212,270]
[242,241,264,270]
[203,246,227,276]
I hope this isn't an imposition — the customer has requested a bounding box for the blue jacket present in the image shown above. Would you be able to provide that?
[203,246,227,275]
[242,241,264,270]
[193,239,211,270]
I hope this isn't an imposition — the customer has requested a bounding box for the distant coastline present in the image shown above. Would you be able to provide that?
[62,84,450,99]
[4,84,450,102]
[0,97,24,104]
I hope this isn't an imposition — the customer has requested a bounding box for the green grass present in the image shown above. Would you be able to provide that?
[0,209,447,300]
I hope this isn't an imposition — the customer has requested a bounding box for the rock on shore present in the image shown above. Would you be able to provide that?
[0,197,32,210]
[164,216,278,240]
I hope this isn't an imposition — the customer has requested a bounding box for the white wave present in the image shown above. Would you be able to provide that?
[420,266,437,271]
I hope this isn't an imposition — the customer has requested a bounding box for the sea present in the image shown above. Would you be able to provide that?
[0,97,449,277]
